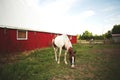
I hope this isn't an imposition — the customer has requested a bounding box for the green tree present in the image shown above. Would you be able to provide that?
[104,30,112,39]
[93,34,104,40]
[82,30,93,40]
[112,24,120,34]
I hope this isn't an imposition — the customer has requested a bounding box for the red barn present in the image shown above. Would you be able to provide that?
[0,26,77,54]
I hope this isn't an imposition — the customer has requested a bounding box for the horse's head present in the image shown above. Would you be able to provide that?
[68,48,76,68]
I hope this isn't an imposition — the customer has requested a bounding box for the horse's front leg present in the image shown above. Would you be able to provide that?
[64,50,68,64]
[58,47,62,64]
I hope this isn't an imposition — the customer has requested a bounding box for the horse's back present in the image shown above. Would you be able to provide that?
[54,35,65,47]
[54,35,72,49]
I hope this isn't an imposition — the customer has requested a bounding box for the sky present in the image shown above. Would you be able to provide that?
[0,0,120,35]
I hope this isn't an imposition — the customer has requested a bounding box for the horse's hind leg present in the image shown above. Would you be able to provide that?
[54,48,58,62]
[57,47,62,64]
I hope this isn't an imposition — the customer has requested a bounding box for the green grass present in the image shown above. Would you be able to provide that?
[0,44,120,80]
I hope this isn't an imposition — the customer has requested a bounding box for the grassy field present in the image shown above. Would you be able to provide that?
[0,43,120,80]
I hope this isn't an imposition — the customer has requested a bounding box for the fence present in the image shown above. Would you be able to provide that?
[77,40,113,44]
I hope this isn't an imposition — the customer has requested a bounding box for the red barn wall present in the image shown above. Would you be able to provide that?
[71,36,77,44]
[0,27,76,54]
[68,35,77,44]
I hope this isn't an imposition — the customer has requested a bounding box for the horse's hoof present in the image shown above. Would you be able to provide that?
[71,65,75,68]
[57,61,60,64]
[65,62,68,65]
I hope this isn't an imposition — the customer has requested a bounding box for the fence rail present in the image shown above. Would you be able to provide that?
[77,40,113,44]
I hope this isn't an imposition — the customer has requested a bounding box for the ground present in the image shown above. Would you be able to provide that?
[0,43,120,80]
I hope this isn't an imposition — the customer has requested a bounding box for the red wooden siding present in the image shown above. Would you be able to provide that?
[0,27,77,53]
[71,36,77,44]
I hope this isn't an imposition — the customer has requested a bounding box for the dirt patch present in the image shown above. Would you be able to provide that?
[51,75,74,80]
[75,64,96,78]
[91,48,120,55]
[0,50,33,64]
[0,53,20,64]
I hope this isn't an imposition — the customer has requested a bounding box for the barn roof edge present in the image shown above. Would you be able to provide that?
[0,25,76,36]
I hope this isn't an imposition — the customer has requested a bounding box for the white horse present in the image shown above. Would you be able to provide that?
[52,34,76,68]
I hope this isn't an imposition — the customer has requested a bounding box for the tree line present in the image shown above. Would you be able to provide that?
[77,24,120,40]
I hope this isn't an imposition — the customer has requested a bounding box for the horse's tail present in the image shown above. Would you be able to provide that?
[52,39,57,48]
[52,34,57,46]
[52,39,54,44]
